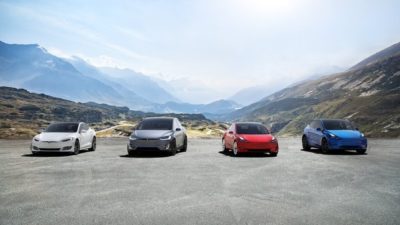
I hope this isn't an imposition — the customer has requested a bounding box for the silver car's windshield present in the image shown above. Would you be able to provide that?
[45,123,79,133]
[136,119,173,130]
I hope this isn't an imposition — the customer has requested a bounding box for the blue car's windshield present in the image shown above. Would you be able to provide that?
[323,120,354,130]
[137,119,173,130]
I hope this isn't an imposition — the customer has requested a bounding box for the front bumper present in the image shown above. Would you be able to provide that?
[328,138,367,150]
[31,141,74,153]
[237,141,279,153]
[127,139,172,152]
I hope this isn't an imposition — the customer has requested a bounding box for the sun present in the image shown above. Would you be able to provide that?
[232,0,298,17]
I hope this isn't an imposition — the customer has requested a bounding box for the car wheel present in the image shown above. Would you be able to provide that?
[270,152,278,157]
[128,151,136,157]
[89,137,96,151]
[232,142,239,157]
[321,138,329,154]
[73,140,80,155]
[181,136,187,152]
[169,140,177,156]
[356,149,366,154]
[302,135,310,150]
[222,139,228,153]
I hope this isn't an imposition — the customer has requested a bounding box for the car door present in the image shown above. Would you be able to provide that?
[308,121,318,146]
[310,120,323,147]
[225,124,235,149]
[79,123,90,148]
[174,119,184,148]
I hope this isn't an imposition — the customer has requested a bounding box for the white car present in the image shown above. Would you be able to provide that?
[31,122,96,155]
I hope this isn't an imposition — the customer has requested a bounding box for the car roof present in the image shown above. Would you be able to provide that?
[235,122,263,125]
[50,122,81,125]
[319,119,349,122]
[143,117,175,120]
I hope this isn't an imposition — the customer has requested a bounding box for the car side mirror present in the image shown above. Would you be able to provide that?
[228,131,234,134]
[355,127,359,130]
[316,128,322,132]
[175,128,181,131]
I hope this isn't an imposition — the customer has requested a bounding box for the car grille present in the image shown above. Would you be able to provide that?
[39,148,61,151]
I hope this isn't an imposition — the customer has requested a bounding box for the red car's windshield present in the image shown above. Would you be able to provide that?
[236,124,269,134]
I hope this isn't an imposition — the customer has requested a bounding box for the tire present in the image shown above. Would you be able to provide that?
[181,136,187,152]
[270,152,278,157]
[321,138,329,154]
[302,135,310,150]
[356,149,366,154]
[128,151,136,157]
[232,142,239,157]
[169,140,177,156]
[222,139,228,153]
[89,137,96,151]
[73,140,80,155]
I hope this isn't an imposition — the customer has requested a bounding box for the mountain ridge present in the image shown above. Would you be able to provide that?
[0,41,240,115]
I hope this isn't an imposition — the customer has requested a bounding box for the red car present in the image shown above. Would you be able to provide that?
[222,122,279,157]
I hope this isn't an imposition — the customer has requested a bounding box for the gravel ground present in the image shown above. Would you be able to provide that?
[0,137,399,225]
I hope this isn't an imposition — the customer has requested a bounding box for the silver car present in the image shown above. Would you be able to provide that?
[127,117,187,156]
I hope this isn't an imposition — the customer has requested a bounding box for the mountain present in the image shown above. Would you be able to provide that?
[0,41,153,110]
[98,67,181,104]
[350,42,400,70]
[0,86,226,139]
[68,57,241,114]
[224,42,400,137]
[228,85,280,106]
[159,99,241,115]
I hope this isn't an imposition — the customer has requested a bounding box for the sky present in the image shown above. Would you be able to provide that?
[1,0,399,103]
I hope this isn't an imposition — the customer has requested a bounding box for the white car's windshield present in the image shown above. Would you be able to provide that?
[45,123,79,133]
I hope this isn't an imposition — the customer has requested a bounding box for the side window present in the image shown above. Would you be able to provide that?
[310,120,320,129]
[176,120,183,128]
[80,123,88,132]
[315,121,322,129]
[231,124,236,132]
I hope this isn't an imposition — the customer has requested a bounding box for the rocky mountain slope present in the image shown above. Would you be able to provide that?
[225,42,400,137]
[0,87,227,139]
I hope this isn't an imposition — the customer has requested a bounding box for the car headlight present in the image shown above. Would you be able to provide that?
[360,133,365,138]
[160,135,172,140]
[61,138,72,142]
[327,133,337,138]
[33,137,40,142]
[271,136,277,142]
[238,136,247,142]
[129,135,138,141]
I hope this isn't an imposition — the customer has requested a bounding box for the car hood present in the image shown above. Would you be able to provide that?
[37,132,77,141]
[239,134,274,142]
[134,130,173,139]
[327,130,362,138]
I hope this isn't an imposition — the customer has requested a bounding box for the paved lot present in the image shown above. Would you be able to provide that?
[0,137,399,225]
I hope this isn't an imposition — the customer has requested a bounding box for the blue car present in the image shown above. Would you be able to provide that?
[302,119,367,154]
